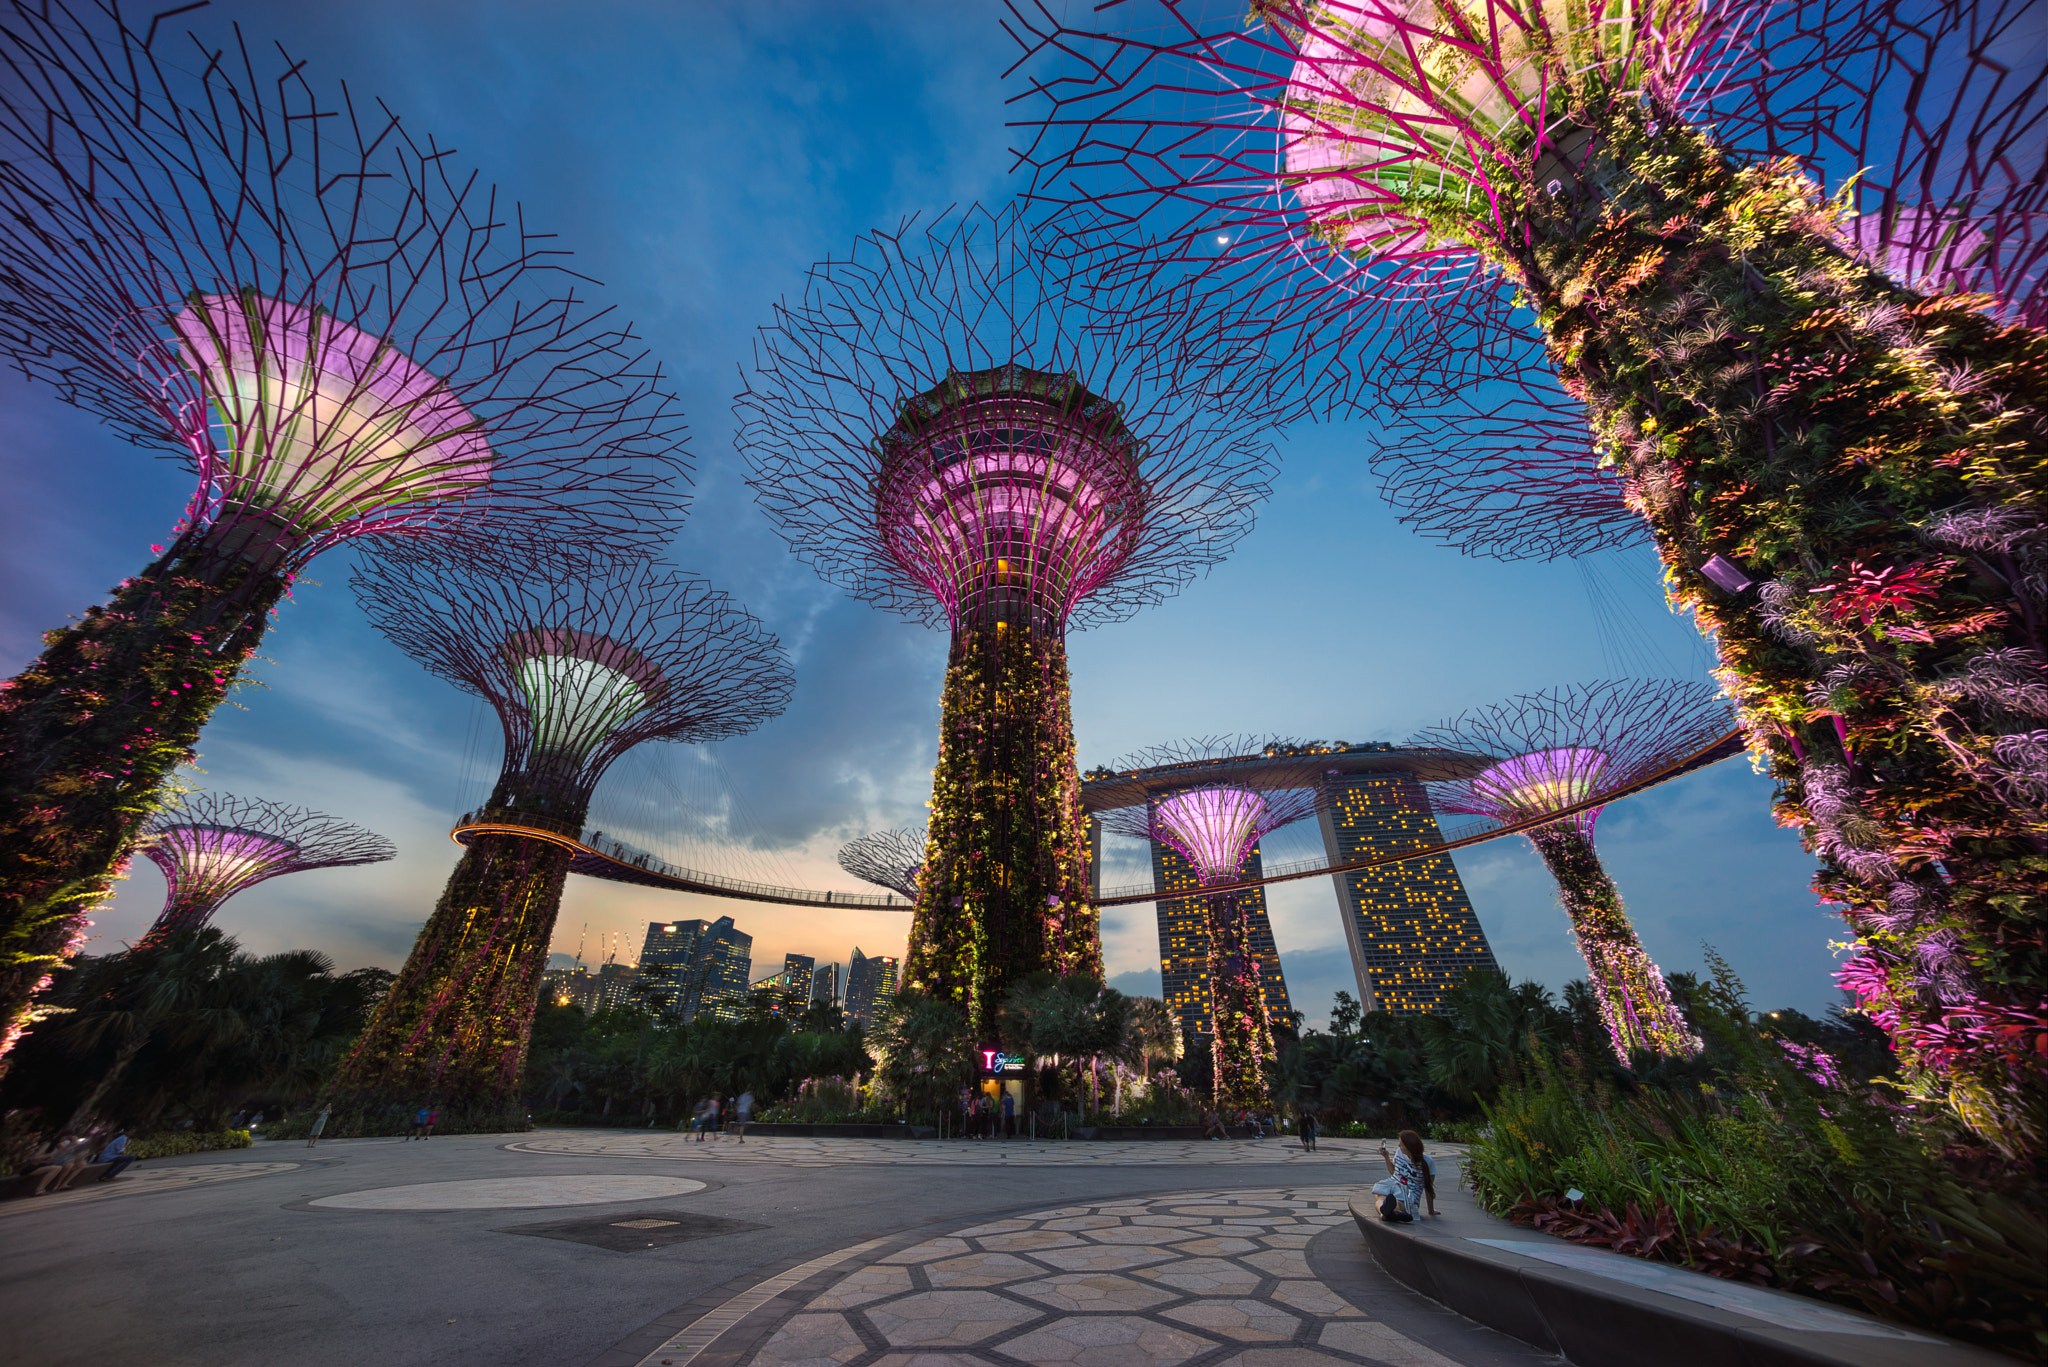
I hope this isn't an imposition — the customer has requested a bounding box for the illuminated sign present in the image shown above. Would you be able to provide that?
[979,1049,1025,1075]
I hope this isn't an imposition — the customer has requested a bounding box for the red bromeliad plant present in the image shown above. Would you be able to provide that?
[0,1,687,1068]
[1008,0,2048,1154]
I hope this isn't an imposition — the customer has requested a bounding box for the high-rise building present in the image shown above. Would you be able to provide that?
[538,966,593,1012]
[749,953,816,1023]
[637,917,753,1023]
[537,963,639,1015]
[1152,838,1292,1040]
[593,962,640,1014]
[1084,742,1498,1021]
[811,962,839,1006]
[844,946,898,1028]
[1319,772,1496,1014]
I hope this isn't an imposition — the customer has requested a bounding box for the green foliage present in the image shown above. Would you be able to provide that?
[1465,968,2044,1356]
[0,548,287,1065]
[327,821,579,1113]
[869,989,977,1125]
[909,624,1098,1035]
[0,928,386,1132]
[1499,94,2048,1152]
[126,1128,252,1160]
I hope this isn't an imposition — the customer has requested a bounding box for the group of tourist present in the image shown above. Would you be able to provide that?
[15,1127,134,1196]
[684,1090,754,1141]
[955,1088,1018,1139]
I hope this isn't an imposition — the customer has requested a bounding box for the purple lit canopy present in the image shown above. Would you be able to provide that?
[142,792,395,938]
[1414,681,1733,831]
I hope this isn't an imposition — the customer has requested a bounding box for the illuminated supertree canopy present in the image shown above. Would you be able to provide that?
[325,548,790,1122]
[738,203,1277,1037]
[1099,736,1323,1111]
[839,828,930,902]
[141,794,395,941]
[1411,680,1733,1061]
[0,0,687,1069]
[1009,0,2048,1155]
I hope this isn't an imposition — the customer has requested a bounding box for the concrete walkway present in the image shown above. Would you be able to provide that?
[509,1133,1452,1167]
[0,1130,1528,1367]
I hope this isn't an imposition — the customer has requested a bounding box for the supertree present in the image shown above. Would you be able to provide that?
[737,203,1277,1038]
[0,0,686,1065]
[839,828,930,902]
[139,793,395,941]
[1008,0,2048,1152]
[1409,680,1733,1060]
[1097,738,1321,1109]
[323,548,790,1123]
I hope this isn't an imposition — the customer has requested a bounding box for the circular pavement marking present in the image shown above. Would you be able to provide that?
[307,1174,706,1211]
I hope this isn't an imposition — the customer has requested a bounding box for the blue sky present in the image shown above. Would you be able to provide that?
[0,1,1848,1026]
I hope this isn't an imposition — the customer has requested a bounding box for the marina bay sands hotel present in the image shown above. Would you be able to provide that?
[1080,742,1497,1033]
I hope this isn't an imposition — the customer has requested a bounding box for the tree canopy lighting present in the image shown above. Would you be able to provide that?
[0,0,686,1068]
[140,794,395,941]
[738,204,1277,1036]
[1008,0,2048,1155]
[324,549,789,1125]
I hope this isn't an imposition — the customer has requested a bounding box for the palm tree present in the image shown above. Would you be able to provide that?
[1002,974,1131,1115]
[1126,996,1176,1081]
[57,929,244,1130]
[1420,969,1566,1102]
[869,990,975,1125]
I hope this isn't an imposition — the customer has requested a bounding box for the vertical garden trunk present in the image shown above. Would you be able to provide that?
[0,535,287,1067]
[1492,98,2048,1153]
[1205,887,1275,1111]
[326,802,581,1129]
[1525,825,1698,1061]
[909,618,1097,1038]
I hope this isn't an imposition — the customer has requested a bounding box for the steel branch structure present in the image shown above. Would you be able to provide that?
[1099,737,1322,1109]
[839,828,931,903]
[0,0,688,1067]
[327,548,790,1124]
[1410,680,1731,1061]
[1010,0,2048,1154]
[140,793,394,940]
[738,203,1277,1038]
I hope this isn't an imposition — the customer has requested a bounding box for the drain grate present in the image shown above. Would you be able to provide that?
[501,1210,766,1253]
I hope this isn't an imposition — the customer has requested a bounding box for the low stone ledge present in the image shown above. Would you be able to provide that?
[1348,1193,2008,1367]
[739,1123,937,1139]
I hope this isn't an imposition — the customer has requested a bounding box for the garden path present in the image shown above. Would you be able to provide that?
[511,1133,1463,1167]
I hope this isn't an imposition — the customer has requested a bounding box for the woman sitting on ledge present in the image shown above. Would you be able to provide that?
[1374,1131,1435,1220]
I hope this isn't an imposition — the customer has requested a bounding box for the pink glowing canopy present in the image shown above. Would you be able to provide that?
[1455,746,1612,833]
[1130,782,1322,884]
[874,366,1145,631]
[140,793,395,938]
[157,291,492,545]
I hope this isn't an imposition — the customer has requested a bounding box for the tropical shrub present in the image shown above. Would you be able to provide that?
[1466,963,2044,1356]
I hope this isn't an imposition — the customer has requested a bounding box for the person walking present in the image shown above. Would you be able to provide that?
[734,1090,755,1142]
[1299,1110,1318,1153]
[407,1106,429,1141]
[306,1106,331,1148]
[423,1106,439,1139]
[686,1098,708,1137]
[1000,1090,1014,1141]
[697,1094,721,1142]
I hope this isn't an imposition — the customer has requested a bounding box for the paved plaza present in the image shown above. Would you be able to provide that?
[0,1131,1544,1367]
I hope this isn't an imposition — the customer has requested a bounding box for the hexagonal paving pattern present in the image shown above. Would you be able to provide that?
[740,1187,1479,1367]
